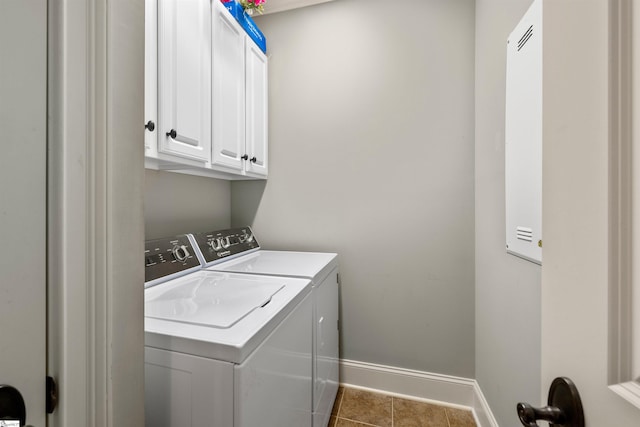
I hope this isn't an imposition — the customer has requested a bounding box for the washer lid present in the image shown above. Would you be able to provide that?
[145,273,284,329]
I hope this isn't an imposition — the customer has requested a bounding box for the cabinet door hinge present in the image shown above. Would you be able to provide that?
[46,376,58,414]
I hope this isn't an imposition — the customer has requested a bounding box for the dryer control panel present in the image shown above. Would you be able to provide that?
[191,227,260,266]
[144,235,201,284]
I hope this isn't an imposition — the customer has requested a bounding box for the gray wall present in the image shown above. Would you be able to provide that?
[232,0,476,378]
[474,0,541,425]
[144,170,231,239]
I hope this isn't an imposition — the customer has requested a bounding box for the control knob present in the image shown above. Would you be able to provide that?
[220,236,231,249]
[172,245,190,262]
[239,230,253,243]
[209,238,223,251]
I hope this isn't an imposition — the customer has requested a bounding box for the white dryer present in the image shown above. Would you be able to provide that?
[144,234,313,427]
[190,227,340,427]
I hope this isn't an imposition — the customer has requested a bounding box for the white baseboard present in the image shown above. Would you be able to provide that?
[472,380,500,427]
[339,359,498,427]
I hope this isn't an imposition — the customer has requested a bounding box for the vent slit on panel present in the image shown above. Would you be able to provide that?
[516,226,534,242]
[517,25,533,51]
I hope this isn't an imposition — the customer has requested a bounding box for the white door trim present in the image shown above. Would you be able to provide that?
[607,0,640,410]
[47,0,145,426]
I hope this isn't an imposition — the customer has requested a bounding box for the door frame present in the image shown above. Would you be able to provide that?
[608,0,640,408]
[47,0,145,426]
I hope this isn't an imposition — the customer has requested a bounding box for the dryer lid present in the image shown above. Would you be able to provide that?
[210,250,338,281]
[145,273,284,329]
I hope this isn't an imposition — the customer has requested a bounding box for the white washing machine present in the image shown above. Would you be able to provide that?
[144,234,313,427]
[189,227,340,427]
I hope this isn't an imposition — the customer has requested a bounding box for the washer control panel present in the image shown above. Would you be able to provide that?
[144,234,201,283]
[191,227,259,265]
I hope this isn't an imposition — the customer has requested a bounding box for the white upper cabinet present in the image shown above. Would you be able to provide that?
[244,40,268,178]
[212,2,246,172]
[157,0,212,163]
[145,0,268,179]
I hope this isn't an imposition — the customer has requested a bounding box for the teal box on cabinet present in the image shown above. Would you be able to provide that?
[221,0,267,53]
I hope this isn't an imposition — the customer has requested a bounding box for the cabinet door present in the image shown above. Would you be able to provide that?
[144,0,158,158]
[245,40,268,177]
[157,0,211,162]
[212,2,245,172]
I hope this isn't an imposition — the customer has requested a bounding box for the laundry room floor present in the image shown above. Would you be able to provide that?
[330,386,477,427]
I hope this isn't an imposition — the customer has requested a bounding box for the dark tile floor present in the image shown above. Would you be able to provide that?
[329,386,477,427]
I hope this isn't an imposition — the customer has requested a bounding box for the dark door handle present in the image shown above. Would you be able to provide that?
[517,403,564,426]
[166,129,177,139]
[0,385,26,426]
[144,120,155,132]
[46,376,58,414]
[517,377,584,427]
[250,156,257,163]
[241,154,249,160]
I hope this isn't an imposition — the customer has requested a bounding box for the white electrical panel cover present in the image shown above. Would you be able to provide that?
[505,0,542,264]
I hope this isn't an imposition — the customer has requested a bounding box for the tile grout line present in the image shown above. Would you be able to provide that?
[336,416,380,427]
[336,416,381,427]
[445,407,451,427]
[391,396,394,427]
